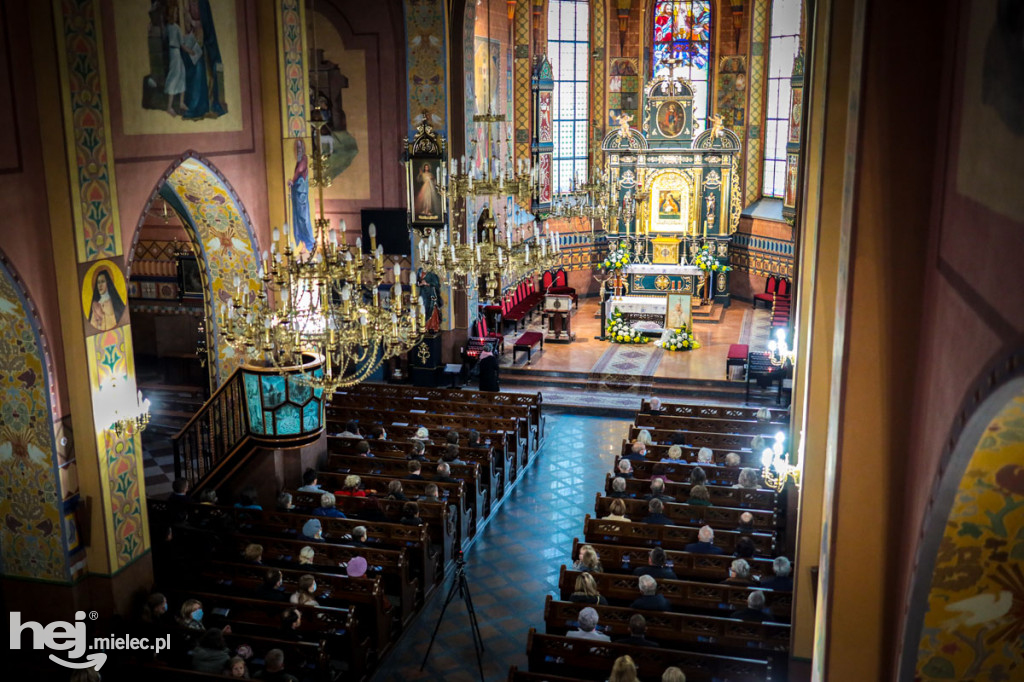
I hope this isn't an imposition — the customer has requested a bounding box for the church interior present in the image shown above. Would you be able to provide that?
[1,0,1022,681]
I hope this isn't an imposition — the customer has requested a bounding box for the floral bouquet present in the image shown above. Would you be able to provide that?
[693,245,731,273]
[602,244,630,270]
[606,308,650,344]
[655,324,701,351]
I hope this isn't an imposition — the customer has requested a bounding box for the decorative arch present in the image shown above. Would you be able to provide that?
[129,153,262,387]
[0,251,72,582]
[900,353,1024,681]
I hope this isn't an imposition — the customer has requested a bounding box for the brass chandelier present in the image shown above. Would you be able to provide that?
[219,114,424,390]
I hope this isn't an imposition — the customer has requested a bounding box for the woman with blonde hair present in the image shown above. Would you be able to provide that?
[569,571,608,605]
[298,546,316,565]
[609,655,639,682]
[242,543,263,564]
[635,429,653,446]
[603,498,630,522]
[661,444,683,462]
[335,474,366,497]
[573,544,603,573]
[662,666,686,682]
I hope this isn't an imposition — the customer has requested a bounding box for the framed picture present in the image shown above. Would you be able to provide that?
[409,158,445,225]
[177,254,204,300]
[665,293,692,330]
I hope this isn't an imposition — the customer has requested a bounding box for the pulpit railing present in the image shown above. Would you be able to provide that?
[172,367,251,486]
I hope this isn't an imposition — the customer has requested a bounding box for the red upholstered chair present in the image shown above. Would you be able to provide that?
[776,278,791,299]
[541,271,554,292]
[547,268,577,307]
[753,276,778,309]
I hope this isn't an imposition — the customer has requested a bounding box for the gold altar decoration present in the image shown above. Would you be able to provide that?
[642,169,698,234]
[651,236,681,264]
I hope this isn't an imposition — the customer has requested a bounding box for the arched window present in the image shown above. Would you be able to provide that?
[652,1,712,133]
[762,0,802,198]
[548,0,589,194]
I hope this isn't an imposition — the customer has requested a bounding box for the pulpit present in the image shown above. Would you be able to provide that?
[543,294,575,342]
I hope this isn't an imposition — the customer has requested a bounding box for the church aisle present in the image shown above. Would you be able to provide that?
[370,413,631,682]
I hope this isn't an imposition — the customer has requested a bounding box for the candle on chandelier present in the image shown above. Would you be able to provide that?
[369,223,377,251]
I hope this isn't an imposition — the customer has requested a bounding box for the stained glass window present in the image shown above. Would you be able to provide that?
[652,1,712,133]
[763,0,802,198]
[548,0,589,194]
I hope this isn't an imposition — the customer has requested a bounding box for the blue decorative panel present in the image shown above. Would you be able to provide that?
[261,375,286,409]
[275,403,302,436]
[243,374,264,433]
[302,401,321,431]
[288,377,312,404]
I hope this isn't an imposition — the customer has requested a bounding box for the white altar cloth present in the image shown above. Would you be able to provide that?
[624,263,702,277]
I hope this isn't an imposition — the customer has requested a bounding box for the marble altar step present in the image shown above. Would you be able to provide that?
[499,366,752,403]
[691,302,728,324]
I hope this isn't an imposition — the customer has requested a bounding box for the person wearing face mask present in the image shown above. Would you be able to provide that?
[176,598,207,650]
[290,574,319,606]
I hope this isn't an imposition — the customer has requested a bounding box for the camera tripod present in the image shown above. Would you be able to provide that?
[420,551,485,682]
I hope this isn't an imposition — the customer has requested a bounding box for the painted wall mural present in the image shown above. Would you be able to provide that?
[162,158,262,384]
[279,0,308,138]
[743,0,768,204]
[404,0,449,135]
[915,392,1024,681]
[0,260,70,582]
[57,0,122,263]
[113,0,241,134]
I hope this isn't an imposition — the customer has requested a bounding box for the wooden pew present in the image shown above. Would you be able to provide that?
[228,533,419,618]
[216,505,445,600]
[640,400,788,424]
[508,666,589,682]
[584,515,776,557]
[595,494,777,533]
[312,471,475,546]
[336,383,544,436]
[543,596,791,654]
[326,406,528,470]
[192,560,394,651]
[329,392,538,449]
[327,454,492,527]
[165,590,370,676]
[636,412,785,437]
[571,539,776,582]
[619,441,761,467]
[615,457,744,486]
[604,473,778,511]
[558,566,791,620]
[525,630,773,682]
[328,437,509,500]
[289,490,459,569]
[627,426,767,451]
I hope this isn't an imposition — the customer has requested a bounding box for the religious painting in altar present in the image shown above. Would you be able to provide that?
[645,170,697,234]
[716,55,747,128]
[113,0,242,135]
[312,10,369,201]
[643,77,695,143]
[656,101,687,138]
[80,260,129,334]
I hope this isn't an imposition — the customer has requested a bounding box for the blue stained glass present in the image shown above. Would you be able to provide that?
[243,374,265,434]
[261,375,286,409]
[275,403,302,436]
[288,377,312,405]
[652,1,712,127]
[303,401,321,431]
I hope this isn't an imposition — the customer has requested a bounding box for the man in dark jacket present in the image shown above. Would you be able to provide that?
[615,613,660,647]
[760,556,794,591]
[633,547,676,581]
[642,498,672,525]
[684,525,725,554]
[730,590,772,621]
[629,575,671,611]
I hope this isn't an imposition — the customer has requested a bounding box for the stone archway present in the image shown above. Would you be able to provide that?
[901,374,1024,681]
[130,153,262,388]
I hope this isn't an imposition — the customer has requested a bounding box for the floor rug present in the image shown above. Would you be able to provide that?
[589,342,664,377]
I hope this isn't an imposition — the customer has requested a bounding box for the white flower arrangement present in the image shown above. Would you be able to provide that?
[606,308,650,344]
[655,324,701,351]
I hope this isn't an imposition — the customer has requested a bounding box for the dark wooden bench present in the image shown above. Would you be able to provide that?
[635,413,784,438]
[604,473,779,510]
[639,400,788,424]
[584,514,776,557]
[619,441,760,467]
[595,494,777,533]
[571,538,776,582]
[615,457,745,486]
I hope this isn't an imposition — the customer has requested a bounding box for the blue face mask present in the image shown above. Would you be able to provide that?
[192,609,204,622]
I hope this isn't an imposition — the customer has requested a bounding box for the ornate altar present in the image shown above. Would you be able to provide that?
[600,75,742,306]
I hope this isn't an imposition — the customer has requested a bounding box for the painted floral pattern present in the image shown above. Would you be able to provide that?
[916,395,1024,680]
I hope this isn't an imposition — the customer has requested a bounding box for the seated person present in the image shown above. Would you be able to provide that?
[335,474,367,498]
[290,574,319,606]
[355,440,374,458]
[466,429,482,448]
[616,613,659,648]
[566,607,610,641]
[191,627,232,673]
[624,441,648,462]
[689,466,708,487]
[279,607,304,641]
[413,426,431,443]
[256,569,289,602]
[602,497,630,522]
[312,492,346,518]
[635,429,653,447]
[687,484,712,506]
[301,518,325,542]
[697,447,715,465]
[297,468,325,493]
[730,589,771,621]
[337,420,361,438]
[234,486,262,510]
[445,430,460,446]
[724,452,742,467]
[660,445,684,463]
[734,535,756,559]
[242,543,263,565]
[761,556,793,591]
[642,498,672,525]
[737,511,755,533]
[370,424,387,440]
[630,574,670,611]
[633,547,675,580]
[276,492,295,512]
[408,439,429,462]
[734,467,761,489]
[407,460,425,480]
[645,397,663,414]
[434,462,458,484]
[400,501,424,526]
[615,459,634,480]
[572,544,604,573]
[650,462,671,484]
[385,480,408,501]
[254,648,298,682]
[722,558,753,586]
[684,525,724,554]
[569,572,608,605]
[417,483,441,503]
[643,478,674,503]
[609,476,631,499]
[441,443,465,465]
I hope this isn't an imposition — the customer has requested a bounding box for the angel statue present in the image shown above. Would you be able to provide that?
[709,113,725,139]
[616,112,634,140]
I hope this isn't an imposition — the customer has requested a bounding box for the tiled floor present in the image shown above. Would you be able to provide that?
[370,413,631,682]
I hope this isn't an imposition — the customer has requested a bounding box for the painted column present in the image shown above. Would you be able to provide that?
[49,0,149,575]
